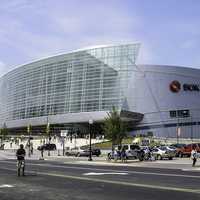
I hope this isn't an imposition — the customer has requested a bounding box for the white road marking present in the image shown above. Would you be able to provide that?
[155,161,191,164]
[0,167,200,194]
[182,168,200,171]
[0,184,14,188]
[83,172,128,176]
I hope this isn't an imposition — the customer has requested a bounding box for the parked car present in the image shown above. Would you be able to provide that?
[170,143,186,157]
[107,144,145,161]
[65,147,101,157]
[0,144,5,150]
[176,143,200,157]
[170,143,186,149]
[91,148,101,157]
[37,143,57,151]
[65,147,86,157]
[152,146,176,160]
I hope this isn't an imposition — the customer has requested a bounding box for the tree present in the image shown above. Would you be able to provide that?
[27,124,32,135]
[0,123,8,145]
[103,107,127,151]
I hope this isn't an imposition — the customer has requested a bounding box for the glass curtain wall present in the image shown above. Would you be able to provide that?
[0,44,140,122]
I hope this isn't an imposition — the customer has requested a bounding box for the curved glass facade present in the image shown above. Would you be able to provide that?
[0,44,140,124]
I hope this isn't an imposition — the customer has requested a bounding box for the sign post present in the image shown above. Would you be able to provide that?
[61,130,68,156]
[177,127,181,144]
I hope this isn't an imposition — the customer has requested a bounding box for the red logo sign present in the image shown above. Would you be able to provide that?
[170,81,181,93]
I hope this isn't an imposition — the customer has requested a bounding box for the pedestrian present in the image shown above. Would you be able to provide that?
[121,147,127,163]
[113,147,119,162]
[30,143,33,155]
[16,144,26,176]
[41,147,44,158]
[191,147,197,167]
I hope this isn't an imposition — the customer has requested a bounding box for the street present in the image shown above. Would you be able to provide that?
[0,159,200,200]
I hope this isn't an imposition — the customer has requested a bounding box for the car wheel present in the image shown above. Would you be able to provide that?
[138,154,144,161]
[76,153,81,157]
[107,153,112,161]
[157,155,162,160]
[169,157,173,160]
[179,153,183,158]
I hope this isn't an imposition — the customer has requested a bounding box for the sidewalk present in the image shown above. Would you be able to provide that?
[1,149,200,171]
[2,137,105,151]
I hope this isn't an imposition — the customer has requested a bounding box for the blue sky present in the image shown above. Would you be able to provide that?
[0,0,200,75]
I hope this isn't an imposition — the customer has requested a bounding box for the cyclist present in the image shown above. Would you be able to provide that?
[16,144,26,176]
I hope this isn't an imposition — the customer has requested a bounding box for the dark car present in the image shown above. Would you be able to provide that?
[91,148,101,157]
[37,143,57,151]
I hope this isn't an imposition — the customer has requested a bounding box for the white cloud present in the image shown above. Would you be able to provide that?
[0,1,142,69]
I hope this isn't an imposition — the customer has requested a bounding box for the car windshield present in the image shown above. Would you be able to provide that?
[159,146,167,151]
[130,145,140,150]
[168,146,176,149]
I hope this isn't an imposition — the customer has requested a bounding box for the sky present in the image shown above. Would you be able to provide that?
[0,0,200,75]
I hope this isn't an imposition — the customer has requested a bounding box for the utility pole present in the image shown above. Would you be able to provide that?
[27,124,31,157]
[88,119,93,161]
[46,117,50,156]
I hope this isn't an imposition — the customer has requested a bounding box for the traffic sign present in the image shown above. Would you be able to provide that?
[60,130,68,137]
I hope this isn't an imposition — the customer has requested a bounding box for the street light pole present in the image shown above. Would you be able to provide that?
[27,124,31,157]
[177,118,181,144]
[88,119,93,161]
[47,121,50,156]
[191,116,193,141]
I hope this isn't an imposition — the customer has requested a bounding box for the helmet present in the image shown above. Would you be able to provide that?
[20,144,24,148]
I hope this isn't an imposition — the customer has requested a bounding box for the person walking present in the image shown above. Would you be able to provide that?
[113,147,118,162]
[191,147,197,167]
[16,144,26,176]
[121,147,127,163]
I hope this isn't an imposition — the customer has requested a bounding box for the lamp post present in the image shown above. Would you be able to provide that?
[88,119,93,161]
[177,117,181,144]
[191,116,193,141]
[46,121,50,156]
[27,124,31,157]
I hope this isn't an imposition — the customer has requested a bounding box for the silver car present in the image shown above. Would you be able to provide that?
[152,146,176,160]
[65,147,88,157]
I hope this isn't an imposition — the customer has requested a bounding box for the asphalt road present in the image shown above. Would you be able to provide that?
[0,159,200,200]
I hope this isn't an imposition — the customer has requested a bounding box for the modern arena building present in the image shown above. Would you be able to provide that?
[0,43,200,138]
